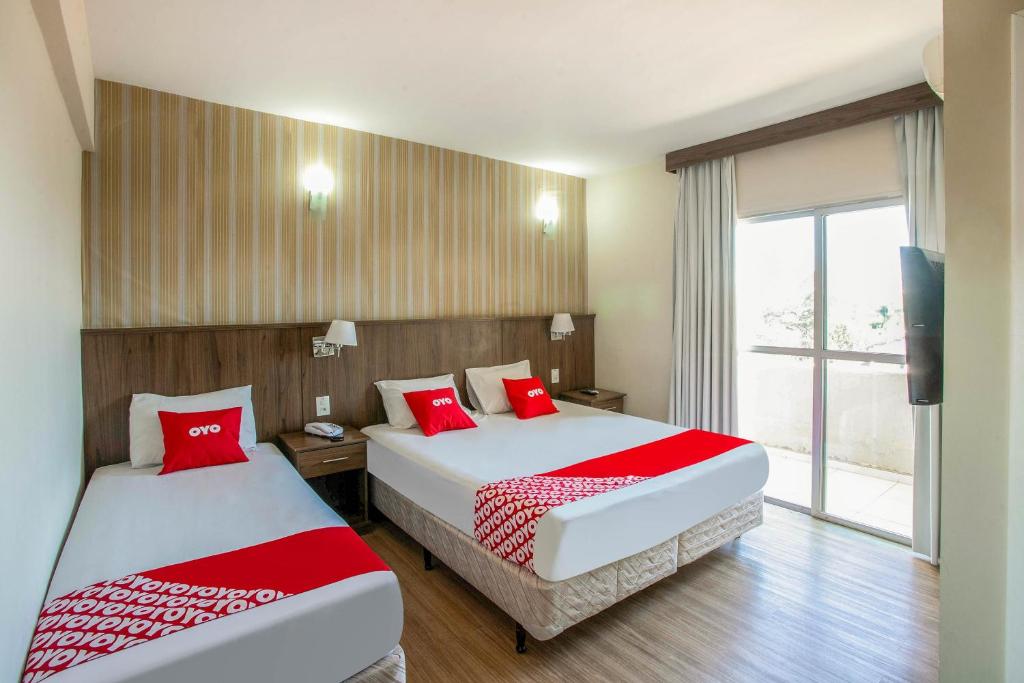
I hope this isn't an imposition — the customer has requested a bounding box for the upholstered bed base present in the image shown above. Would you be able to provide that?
[345,645,406,683]
[371,478,763,645]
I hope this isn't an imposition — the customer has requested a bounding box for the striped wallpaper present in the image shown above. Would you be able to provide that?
[82,80,587,328]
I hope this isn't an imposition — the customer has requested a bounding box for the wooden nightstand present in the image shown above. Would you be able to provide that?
[279,428,370,531]
[559,389,626,413]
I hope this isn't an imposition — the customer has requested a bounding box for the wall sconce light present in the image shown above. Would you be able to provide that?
[313,319,357,358]
[550,313,574,341]
[303,163,334,218]
[535,192,559,237]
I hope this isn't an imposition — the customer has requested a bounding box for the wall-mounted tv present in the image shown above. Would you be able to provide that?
[900,246,944,405]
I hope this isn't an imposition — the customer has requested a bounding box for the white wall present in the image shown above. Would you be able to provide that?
[31,0,95,150]
[1009,12,1024,680]
[587,161,677,420]
[0,1,84,677]
[940,1,1024,680]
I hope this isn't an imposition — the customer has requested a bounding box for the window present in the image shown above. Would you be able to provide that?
[736,201,913,540]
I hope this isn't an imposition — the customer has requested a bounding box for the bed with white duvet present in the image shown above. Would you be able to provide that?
[364,400,769,582]
[41,444,403,683]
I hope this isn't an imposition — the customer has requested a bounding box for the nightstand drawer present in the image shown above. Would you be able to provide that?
[295,444,366,479]
[593,399,624,413]
[558,389,627,414]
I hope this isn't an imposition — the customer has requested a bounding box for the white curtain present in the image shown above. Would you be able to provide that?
[895,106,944,564]
[897,107,945,252]
[668,156,738,434]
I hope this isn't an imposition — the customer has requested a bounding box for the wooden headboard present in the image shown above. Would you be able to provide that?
[81,315,595,479]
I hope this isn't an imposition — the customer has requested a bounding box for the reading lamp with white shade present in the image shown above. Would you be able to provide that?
[313,320,358,357]
[550,313,574,341]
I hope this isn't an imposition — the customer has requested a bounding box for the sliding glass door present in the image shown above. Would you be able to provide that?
[735,214,816,508]
[736,200,913,541]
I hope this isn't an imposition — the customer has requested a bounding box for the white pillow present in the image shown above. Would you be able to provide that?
[129,385,257,468]
[374,374,470,429]
[465,360,531,414]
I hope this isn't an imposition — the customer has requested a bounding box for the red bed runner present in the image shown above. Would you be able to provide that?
[473,429,750,572]
[22,526,388,682]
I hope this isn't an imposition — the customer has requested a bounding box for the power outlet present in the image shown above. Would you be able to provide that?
[315,395,331,417]
[551,368,560,384]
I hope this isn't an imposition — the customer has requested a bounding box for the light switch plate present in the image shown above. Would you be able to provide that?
[551,368,560,384]
[316,395,331,416]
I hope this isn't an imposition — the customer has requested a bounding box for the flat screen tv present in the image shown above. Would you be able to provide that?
[900,246,944,405]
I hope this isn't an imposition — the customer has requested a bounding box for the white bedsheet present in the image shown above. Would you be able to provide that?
[365,401,768,582]
[44,444,403,683]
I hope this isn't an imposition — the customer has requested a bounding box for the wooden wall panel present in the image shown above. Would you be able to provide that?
[82,315,594,479]
[499,316,595,397]
[82,327,304,478]
[301,319,506,428]
[562,314,596,392]
[83,81,587,328]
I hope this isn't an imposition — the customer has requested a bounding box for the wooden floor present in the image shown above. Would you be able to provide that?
[363,504,938,683]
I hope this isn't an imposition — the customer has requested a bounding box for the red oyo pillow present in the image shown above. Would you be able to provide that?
[157,406,249,475]
[502,377,559,419]
[402,387,478,437]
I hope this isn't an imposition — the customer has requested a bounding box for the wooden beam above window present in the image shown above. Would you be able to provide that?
[664,83,941,173]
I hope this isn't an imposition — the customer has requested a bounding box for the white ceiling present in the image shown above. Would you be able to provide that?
[85,0,941,177]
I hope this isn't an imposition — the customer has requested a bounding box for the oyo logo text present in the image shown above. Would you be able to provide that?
[188,424,223,437]
[432,397,454,407]
[527,388,545,398]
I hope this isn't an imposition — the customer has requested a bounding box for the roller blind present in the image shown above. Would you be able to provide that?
[735,118,902,218]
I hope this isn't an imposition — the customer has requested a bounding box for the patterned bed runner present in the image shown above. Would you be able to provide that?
[473,429,750,572]
[23,526,388,682]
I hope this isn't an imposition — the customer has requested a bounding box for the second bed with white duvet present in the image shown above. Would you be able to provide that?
[45,445,404,683]
[364,400,769,582]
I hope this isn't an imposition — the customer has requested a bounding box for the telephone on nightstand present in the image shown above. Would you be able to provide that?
[304,422,345,440]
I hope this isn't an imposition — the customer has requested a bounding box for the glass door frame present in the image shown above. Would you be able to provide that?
[742,196,911,545]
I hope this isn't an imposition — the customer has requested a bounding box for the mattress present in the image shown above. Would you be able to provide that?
[372,478,762,641]
[44,444,403,683]
[364,401,768,582]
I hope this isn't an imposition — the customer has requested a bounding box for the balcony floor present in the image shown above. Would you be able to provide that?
[764,447,913,538]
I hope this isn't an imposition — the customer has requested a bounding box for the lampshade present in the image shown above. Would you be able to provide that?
[551,313,575,335]
[302,163,334,194]
[922,34,943,100]
[324,320,357,347]
[535,192,560,224]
